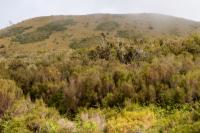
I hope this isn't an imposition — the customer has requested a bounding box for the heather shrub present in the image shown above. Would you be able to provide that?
[106,105,156,133]
[69,36,100,49]
[8,60,36,95]
[0,79,22,117]
[0,62,10,79]
[117,30,144,41]
[0,99,75,133]
[13,19,75,44]
[0,26,32,38]
[3,34,200,121]
[76,109,106,133]
[96,21,119,31]
[183,34,200,54]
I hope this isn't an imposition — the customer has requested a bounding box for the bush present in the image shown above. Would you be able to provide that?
[13,19,75,44]
[0,62,10,79]
[0,26,32,38]
[106,106,156,132]
[117,30,144,41]
[184,69,200,101]
[0,99,75,133]
[88,41,148,63]
[8,60,36,95]
[69,36,100,49]
[76,109,106,133]
[0,79,22,117]
[96,21,119,31]
[4,34,200,119]
[183,34,200,54]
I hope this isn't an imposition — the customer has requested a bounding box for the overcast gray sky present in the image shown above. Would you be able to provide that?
[0,0,200,28]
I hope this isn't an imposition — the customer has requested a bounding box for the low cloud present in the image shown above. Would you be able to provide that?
[0,0,200,28]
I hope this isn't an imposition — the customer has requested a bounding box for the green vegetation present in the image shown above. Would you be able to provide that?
[0,99,75,132]
[13,19,75,44]
[0,26,32,38]
[0,79,22,117]
[1,14,200,132]
[106,103,200,133]
[117,30,144,41]
[96,21,119,31]
[0,34,200,132]
[69,36,101,49]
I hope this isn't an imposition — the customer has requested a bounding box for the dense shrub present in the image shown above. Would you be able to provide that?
[96,21,119,31]
[0,99,75,132]
[1,18,200,132]
[13,19,75,44]
[69,36,100,49]
[117,30,144,41]
[0,62,10,79]
[13,30,51,44]
[184,69,200,101]
[8,60,36,95]
[0,26,32,38]
[106,107,155,132]
[183,34,200,54]
[88,41,148,63]
[76,109,106,133]
[0,79,22,117]
[2,34,200,119]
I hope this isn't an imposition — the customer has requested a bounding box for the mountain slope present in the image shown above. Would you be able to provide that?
[1,14,200,132]
[0,13,200,56]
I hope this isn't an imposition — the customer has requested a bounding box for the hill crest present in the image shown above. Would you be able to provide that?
[0,13,200,56]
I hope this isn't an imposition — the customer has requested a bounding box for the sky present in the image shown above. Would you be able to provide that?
[0,0,200,28]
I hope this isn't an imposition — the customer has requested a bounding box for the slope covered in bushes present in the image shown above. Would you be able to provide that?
[0,33,200,132]
[0,14,200,132]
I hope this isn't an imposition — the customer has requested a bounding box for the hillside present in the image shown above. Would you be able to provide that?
[1,14,200,132]
[0,13,200,57]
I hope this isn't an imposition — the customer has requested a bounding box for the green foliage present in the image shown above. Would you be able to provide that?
[88,41,148,63]
[106,107,156,132]
[69,36,100,49]
[0,99,75,133]
[0,62,10,79]
[76,109,105,133]
[0,26,32,38]
[96,21,119,31]
[13,19,75,44]
[0,79,22,117]
[6,34,200,114]
[1,33,200,132]
[13,30,51,44]
[117,30,143,41]
[183,34,200,54]
[1,14,200,132]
